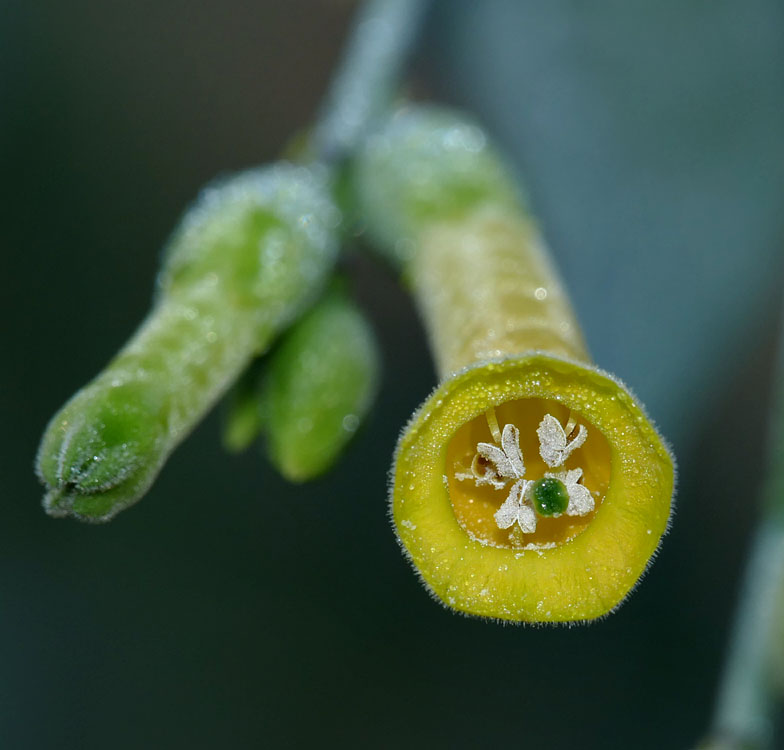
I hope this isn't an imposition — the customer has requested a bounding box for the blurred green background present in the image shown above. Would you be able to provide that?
[3,0,784,747]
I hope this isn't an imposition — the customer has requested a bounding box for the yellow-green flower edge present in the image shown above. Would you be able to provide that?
[392,352,675,623]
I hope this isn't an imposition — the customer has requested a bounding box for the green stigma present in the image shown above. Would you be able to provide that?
[531,477,569,517]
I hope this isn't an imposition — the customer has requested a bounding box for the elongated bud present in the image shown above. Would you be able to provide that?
[259,283,380,482]
[354,105,675,623]
[37,164,340,521]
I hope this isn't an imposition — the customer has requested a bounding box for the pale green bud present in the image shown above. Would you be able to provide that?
[221,361,265,454]
[260,284,380,482]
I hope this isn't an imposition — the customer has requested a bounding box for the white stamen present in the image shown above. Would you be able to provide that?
[494,479,536,533]
[545,468,595,517]
[537,414,587,468]
[463,412,597,535]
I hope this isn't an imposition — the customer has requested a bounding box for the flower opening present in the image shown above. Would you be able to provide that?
[449,401,609,549]
[392,353,675,623]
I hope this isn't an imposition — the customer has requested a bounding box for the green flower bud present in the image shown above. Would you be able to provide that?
[37,164,340,521]
[260,283,380,482]
[38,379,167,520]
[221,361,265,454]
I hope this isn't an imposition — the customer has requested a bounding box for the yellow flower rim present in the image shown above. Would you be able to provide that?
[391,352,675,623]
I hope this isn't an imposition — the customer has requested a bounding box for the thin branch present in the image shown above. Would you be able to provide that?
[704,304,784,749]
[312,0,429,164]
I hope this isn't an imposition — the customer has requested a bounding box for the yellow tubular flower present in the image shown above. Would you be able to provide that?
[354,106,675,623]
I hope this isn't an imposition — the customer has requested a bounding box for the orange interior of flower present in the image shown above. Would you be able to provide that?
[445,398,611,549]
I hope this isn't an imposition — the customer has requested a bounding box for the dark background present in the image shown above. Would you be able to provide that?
[3,0,784,747]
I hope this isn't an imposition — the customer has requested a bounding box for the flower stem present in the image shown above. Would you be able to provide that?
[707,522,784,749]
[312,0,429,164]
[704,307,784,749]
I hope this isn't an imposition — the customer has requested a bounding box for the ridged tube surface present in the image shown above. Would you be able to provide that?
[353,105,587,375]
[413,206,588,377]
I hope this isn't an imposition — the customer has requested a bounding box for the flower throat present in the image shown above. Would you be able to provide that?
[447,398,611,549]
